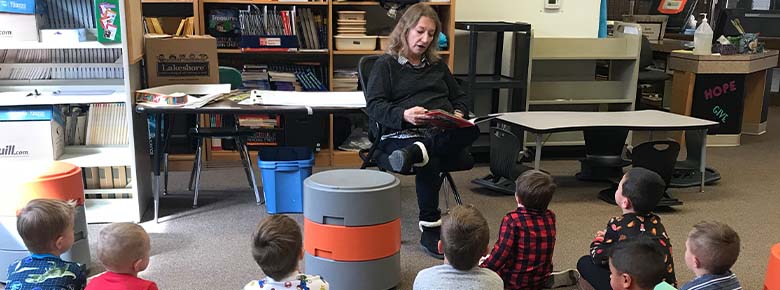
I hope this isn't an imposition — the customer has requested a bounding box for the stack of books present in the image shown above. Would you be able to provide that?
[242,65,271,90]
[333,69,359,92]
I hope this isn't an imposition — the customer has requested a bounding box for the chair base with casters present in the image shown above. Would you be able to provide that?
[575,128,631,183]
[670,130,721,188]
[163,127,264,208]
[598,140,684,208]
[472,125,532,195]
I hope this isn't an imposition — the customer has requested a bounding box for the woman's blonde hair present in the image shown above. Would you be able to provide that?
[387,3,441,63]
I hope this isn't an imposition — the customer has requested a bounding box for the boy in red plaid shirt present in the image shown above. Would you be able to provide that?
[480,170,577,290]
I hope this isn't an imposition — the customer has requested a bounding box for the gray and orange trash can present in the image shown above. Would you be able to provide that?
[0,161,91,281]
[303,169,401,290]
[766,243,780,290]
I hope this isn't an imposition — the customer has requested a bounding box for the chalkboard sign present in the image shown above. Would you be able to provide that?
[691,74,746,134]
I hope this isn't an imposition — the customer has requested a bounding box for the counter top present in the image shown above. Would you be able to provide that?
[668,50,778,74]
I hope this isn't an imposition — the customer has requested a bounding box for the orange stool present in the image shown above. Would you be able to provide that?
[0,161,90,282]
[304,218,400,261]
[766,243,780,290]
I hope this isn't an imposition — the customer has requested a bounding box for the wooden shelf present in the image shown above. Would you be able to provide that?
[332,1,450,5]
[333,50,450,55]
[59,146,133,168]
[203,0,328,5]
[0,91,126,106]
[142,0,195,3]
[218,49,329,54]
[85,188,134,194]
[0,41,122,50]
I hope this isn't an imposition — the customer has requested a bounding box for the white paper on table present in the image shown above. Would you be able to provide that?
[238,90,366,108]
[135,84,231,108]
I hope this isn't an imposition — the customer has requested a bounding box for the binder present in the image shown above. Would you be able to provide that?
[84,167,100,189]
[98,166,114,189]
[112,166,127,188]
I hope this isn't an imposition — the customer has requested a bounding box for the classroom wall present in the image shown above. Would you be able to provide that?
[454,0,602,38]
[451,0,602,114]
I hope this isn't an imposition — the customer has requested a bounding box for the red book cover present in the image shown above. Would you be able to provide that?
[424,109,502,129]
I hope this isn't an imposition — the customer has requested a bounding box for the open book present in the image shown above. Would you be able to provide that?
[424,109,502,129]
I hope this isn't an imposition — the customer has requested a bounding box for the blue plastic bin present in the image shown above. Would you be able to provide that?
[257,147,314,214]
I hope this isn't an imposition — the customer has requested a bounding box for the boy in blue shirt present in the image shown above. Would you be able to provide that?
[5,199,87,290]
[680,221,742,290]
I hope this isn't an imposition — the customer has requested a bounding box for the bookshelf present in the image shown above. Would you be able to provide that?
[188,0,456,166]
[0,0,150,223]
[522,23,642,147]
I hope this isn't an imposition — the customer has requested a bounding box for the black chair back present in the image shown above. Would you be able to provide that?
[631,140,680,188]
[640,35,653,69]
[490,126,526,181]
[358,55,381,92]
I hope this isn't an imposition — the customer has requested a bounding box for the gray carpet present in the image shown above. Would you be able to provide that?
[64,108,780,289]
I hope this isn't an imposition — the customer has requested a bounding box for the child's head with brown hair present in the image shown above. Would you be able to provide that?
[685,221,740,276]
[251,215,303,280]
[97,223,152,275]
[16,199,75,255]
[438,204,490,270]
[614,167,665,214]
[515,170,556,210]
[609,237,667,290]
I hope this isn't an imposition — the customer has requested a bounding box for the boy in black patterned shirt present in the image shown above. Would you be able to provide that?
[576,168,676,290]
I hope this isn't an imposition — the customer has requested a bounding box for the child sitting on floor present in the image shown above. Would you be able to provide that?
[86,222,158,290]
[609,237,670,290]
[413,204,503,290]
[243,215,329,290]
[481,170,577,290]
[680,221,741,290]
[6,199,87,290]
[577,167,677,290]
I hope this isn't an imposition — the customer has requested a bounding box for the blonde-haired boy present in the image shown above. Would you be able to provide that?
[6,199,87,290]
[680,221,741,290]
[86,223,158,290]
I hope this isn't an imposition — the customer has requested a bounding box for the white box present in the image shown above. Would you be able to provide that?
[0,106,65,161]
[0,12,41,41]
[40,28,87,43]
[334,35,377,51]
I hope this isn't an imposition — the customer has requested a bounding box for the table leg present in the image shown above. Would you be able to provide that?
[534,133,542,170]
[700,129,707,192]
[152,113,163,223]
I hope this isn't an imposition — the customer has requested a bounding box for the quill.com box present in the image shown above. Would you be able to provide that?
[0,106,64,161]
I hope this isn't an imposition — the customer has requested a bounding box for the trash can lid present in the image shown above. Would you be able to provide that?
[306,169,397,190]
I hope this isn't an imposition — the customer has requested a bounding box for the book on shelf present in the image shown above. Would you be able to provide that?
[424,109,502,129]
[79,103,127,145]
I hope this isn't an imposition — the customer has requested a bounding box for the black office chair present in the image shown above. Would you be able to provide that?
[357,55,473,209]
[575,128,631,182]
[637,36,672,110]
[598,140,683,207]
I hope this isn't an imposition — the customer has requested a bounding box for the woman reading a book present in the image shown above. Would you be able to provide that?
[365,3,479,260]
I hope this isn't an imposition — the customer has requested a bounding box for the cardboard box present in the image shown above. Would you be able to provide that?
[144,34,219,87]
[0,0,35,14]
[0,106,65,161]
[0,2,47,42]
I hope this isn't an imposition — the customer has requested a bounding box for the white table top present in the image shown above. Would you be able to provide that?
[498,110,718,133]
